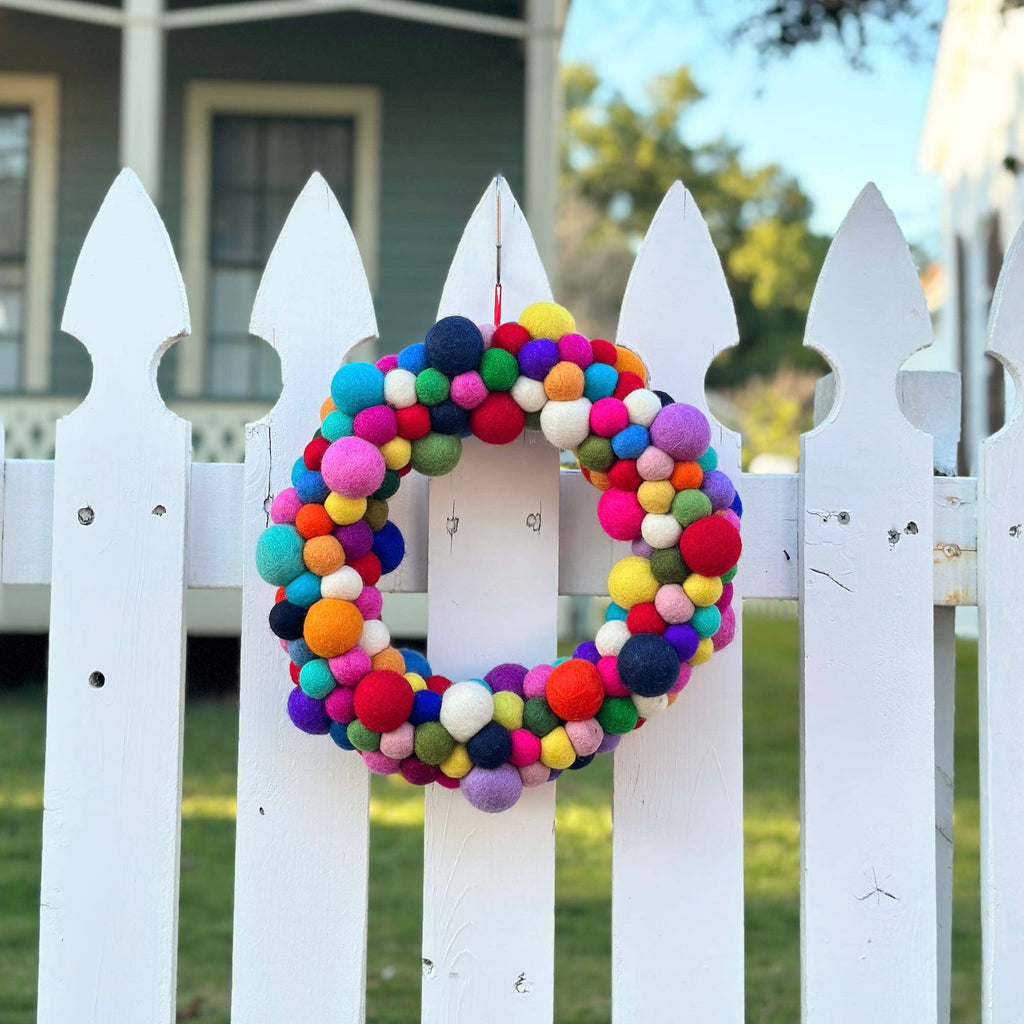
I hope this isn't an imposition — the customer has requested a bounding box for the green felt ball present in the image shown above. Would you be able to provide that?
[651,548,689,585]
[322,410,354,442]
[697,447,718,472]
[480,348,519,391]
[415,367,450,407]
[255,524,305,586]
[525,411,543,432]
[523,697,559,737]
[691,604,722,639]
[363,498,389,532]
[347,720,381,752]
[414,721,455,765]
[299,659,337,700]
[373,469,401,501]
[721,565,738,583]
[670,489,713,528]
[597,696,639,735]
[410,433,462,476]
[577,434,615,473]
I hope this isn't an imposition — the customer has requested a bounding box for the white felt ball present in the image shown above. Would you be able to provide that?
[624,388,662,428]
[641,513,683,549]
[595,619,630,657]
[357,618,390,656]
[384,368,418,409]
[540,397,592,450]
[320,565,363,601]
[440,680,495,742]
[510,375,547,413]
[632,693,668,718]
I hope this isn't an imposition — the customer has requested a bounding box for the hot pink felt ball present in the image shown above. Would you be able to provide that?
[354,585,383,620]
[270,487,302,524]
[353,405,398,446]
[329,646,373,686]
[716,508,742,531]
[362,750,401,775]
[509,728,542,766]
[324,685,356,723]
[321,435,386,498]
[636,445,674,482]
[566,718,604,756]
[716,582,734,611]
[375,354,399,373]
[558,333,594,368]
[523,663,553,699]
[597,655,630,697]
[590,397,629,438]
[597,488,646,541]
[713,605,737,650]
[668,663,692,695]
[450,371,488,409]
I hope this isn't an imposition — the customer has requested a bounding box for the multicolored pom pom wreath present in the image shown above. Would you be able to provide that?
[257,302,741,812]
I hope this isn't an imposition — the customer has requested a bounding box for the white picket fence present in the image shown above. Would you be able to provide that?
[4,168,1022,1023]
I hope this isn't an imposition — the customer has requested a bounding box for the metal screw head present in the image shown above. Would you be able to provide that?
[77,506,95,526]
[837,511,851,525]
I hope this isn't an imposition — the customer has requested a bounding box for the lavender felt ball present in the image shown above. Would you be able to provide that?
[700,469,737,511]
[649,403,711,461]
[461,764,524,812]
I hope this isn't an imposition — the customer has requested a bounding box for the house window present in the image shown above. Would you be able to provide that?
[0,109,31,392]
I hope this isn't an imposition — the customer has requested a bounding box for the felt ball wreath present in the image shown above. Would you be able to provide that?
[256,302,741,813]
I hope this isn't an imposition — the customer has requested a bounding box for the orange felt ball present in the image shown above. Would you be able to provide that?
[371,647,406,673]
[614,346,648,383]
[295,502,334,539]
[544,361,585,401]
[303,534,345,576]
[670,461,704,491]
[585,468,612,491]
[320,396,336,420]
[545,659,604,721]
[303,598,363,657]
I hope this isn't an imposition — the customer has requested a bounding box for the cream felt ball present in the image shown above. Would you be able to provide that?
[641,513,682,550]
[623,388,662,428]
[632,693,669,718]
[636,445,674,481]
[320,565,363,601]
[518,300,576,340]
[320,436,386,499]
[357,618,391,656]
[439,681,495,742]
[606,555,659,608]
[595,619,631,657]
[383,368,418,408]
[519,760,553,787]
[649,403,711,461]
[256,524,306,586]
[540,397,592,450]
[510,374,547,413]
[461,764,523,812]
[597,488,646,541]
[425,315,484,376]
[565,718,604,757]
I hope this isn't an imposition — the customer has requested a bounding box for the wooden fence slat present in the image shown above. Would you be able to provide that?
[232,173,375,1022]
[611,182,745,1021]
[36,170,191,1024]
[800,184,937,1021]
[978,220,1024,1022]
[421,178,558,1024]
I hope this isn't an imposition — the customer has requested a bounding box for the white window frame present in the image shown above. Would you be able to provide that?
[0,74,60,393]
[179,79,381,397]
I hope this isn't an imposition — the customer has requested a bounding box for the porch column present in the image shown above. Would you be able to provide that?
[120,0,165,200]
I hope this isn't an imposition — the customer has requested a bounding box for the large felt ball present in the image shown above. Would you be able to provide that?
[371,521,406,574]
[544,361,585,401]
[484,663,528,695]
[334,520,373,560]
[256,524,305,586]
[522,696,559,737]
[395,404,431,440]
[565,718,604,757]
[413,721,456,765]
[491,322,531,356]
[597,489,646,541]
[384,368,418,409]
[518,338,560,381]
[466,721,513,768]
[410,433,461,476]
[439,681,495,743]
[545,659,604,721]
[519,301,575,340]
[303,598,363,658]
[607,555,659,608]
[425,316,484,376]
[353,670,414,732]
[590,397,629,438]
[320,436,386,499]
[354,405,397,447]
[649,403,711,461]
[540,397,592,450]
[539,726,577,769]
[679,515,742,577]
[461,764,523,813]
[470,392,526,445]
[287,688,331,734]
[269,600,306,641]
[616,634,681,697]
[509,728,542,766]
[663,623,700,662]
[670,488,713,528]
[380,721,415,760]
[331,362,385,416]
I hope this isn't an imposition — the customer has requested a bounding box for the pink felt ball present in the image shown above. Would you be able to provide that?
[716,508,742,531]
[450,371,488,410]
[523,663,553,699]
[270,487,302,525]
[713,605,737,650]
[654,584,695,625]
[462,764,523,812]
[509,728,542,766]
[324,686,356,723]
[597,488,646,541]
[380,721,415,760]
[636,445,674,482]
[558,333,594,368]
[478,322,496,348]
[329,646,373,687]
[716,582,734,611]
[362,750,402,775]
[597,655,630,697]
[354,585,383,620]
[668,663,692,695]
[649,403,711,461]
[321,436,386,498]
[518,761,553,787]
[375,354,399,373]
[566,718,604,756]
[590,397,629,438]
[353,405,398,446]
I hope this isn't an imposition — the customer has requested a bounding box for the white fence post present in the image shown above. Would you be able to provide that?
[420,179,559,1024]
[979,219,1024,1022]
[800,184,937,1021]
[36,169,191,1024]
[232,173,375,1022]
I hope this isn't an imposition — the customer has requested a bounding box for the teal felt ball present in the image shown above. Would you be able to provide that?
[299,658,337,700]
[331,362,385,416]
[690,604,722,639]
[321,410,354,442]
[255,524,306,586]
[285,571,322,608]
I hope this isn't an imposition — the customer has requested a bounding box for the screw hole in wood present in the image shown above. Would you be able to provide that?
[77,506,95,526]
[88,671,105,688]
[152,504,166,517]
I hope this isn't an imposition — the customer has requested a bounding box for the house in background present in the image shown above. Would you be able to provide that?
[919,0,1024,473]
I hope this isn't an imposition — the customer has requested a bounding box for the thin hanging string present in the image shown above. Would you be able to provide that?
[494,175,503,326]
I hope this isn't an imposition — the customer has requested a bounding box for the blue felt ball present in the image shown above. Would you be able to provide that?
[399,647,432,677]
[429,399,471,435]
[269,600,306,641]
[616,633,681,698]
[466,721,513,769]
[330,720,355,749]
[287,637,317,667]
[397,342,428,374]
[290,456,307,488]
[697,446,718,472]
[409,688,442,725]
[654,389,675,407]
[331,362,385,416]
[568,753,595,771]
[611,424,650,460]
[425,316,484,377]
[296,469,329,504]
[287,687,331,734]
[255,524,305,586]
[371,520,406,575]
[285,571,322,608]
[584,362,619,402]
[730,491,743,518]
[605,602,628,622]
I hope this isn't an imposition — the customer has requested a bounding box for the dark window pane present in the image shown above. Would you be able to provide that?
[212,117,261,188]
[0,110,29,389]
[0,335,20,391]
[211,192,262,263]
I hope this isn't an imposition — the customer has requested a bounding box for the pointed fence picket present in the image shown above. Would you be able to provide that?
[6,170,1024,1024]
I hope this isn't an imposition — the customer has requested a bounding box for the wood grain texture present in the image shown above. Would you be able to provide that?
[36,170,191,1024]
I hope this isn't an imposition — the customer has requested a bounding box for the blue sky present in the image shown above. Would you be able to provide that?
[562,0,946,251]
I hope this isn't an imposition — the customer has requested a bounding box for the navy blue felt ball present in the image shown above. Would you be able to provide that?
[371,520,406,575]
[330,720,355,749]
[409,688,442,725]
[429,399,471,435]
[397,342,428,374]
[617,633,681,697]
[296,469,329,504]
[466,721,513,768]
[269,600,306,641]
[400,647,432,678]
[425,316,484,377]
[568,753,595,771]
[654,389,675,407]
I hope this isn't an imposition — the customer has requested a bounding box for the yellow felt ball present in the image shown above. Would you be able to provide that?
[519,301,576,340]
[325,492,367,526]
[540,726,576,770]
[404,672,427,692]
[689,637,714,666]
[381,436,411,471]
[440,743,473,779]
[492,691,524,731]
[683,573,724,607]
[607,555,659,609]
[638,480,674,515]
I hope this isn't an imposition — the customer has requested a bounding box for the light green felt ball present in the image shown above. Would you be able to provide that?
[255,524,306,586]
[346,720,381,752]
[414,721,456,765]
[410,433,461,477]
[670,489,713,528]
[492,691,524,731]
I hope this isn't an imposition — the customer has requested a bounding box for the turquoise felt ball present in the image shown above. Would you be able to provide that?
[321,410,354,442]
[331,362,385,416]
[697,447,718,472]
[285,571,322,608]
[255,524,305,586]
[583,362,618,402]
[604,602,628,621]
[690,604,722,639]
[299,659,337,700]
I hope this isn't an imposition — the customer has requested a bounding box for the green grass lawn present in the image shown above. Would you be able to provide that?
[0,616,983,1021]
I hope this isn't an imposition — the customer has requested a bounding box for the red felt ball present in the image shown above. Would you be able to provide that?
[597,488,646,541]
[608,459,642,491]
[289,662,300,684]
[679,515,743,577]
[591,338,617,365]
[426,674,453,695]
[470,392,526,445]
[349,551,382,587]
[435,772,461,789]
[395,404,431,441]
[491,322,531,355]
[613,371,644,400]
[545,659,604,721]
[275,587,286,603]
[304,435,331,470]
[354,670,415,732]
[398,465,412,477]
[627,602,667,635]
[295,503,334,539]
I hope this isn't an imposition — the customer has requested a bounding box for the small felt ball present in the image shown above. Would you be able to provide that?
[291,457,307,488]
[596,732,622,754]
[363,498,390,533]
[545,659,604,721]
[466,721,513,768]
[616,633,681,697]
[557,333,594,368]
[585,468,611,491]
[539,726,577,770]
[683,572,724,607]
[509,374,547,413]
[491,322,531,355]
[287,638,316,666]
[623,388,662,428]
[691,604,722,639]
[287,688,331,734]
[519,301,575,340]
[470,392,526,445]
[331,362,385,416]
[636,446,674,482]
[492,691,525,731]
[270,487,302,525]
[519,761,553,787]
[404,672,426,693]
[478,322,496,347]
[461,764,523,813]
[670,488,713,528]
[612,371,644,400]
[329,645,373,687]
[721,565,738,584]
[679,515,742,577]
[650,403,711,461]
[654,584,695,624]
[415,367,450,407]
[716,582,734,611]
[450,370,488,409]
[522,696,559,737]
[355,585,384,620]
[324,493,367,528]
[597,655,630,697]
[607,600,628,620]
[325,685,356,723]
[583,362,618,402]
[329,721,354,748]
[303,598,363,658]
[380,437,411,472]
[626,602,666,635]
[689,638,714,665]
[663,623,700,662]
[286,571,323,608]
[611,424,649,460]
[410,433,461,476]
[425,315,484,376]
[614,345,648,381]
[595,620,631,657]
[397,342,428,374]
[730,490,743,517]
[632,693,668,719]
[320,436,386,499]
[384,368,418,409]
[597,488,646,542]
[320,396,337,420]
[523,664,553,700]
[669,663,692,695]
[376,354,399,374]
[518,338,560,381]
[565,718,604,757]
[579,434,617,475]
[269,600,306,641]
[588,337,615,365]
[439,680,495,742]
[670,460,704,491]
[334,520,373,559]
[353,405,397,447]
[303,535,345,576]
[638,480,675,515]
[363,750,402,776]
[353,670,414,733]
[400,647,431,677]
[607,555,660,608]
[633,539,656,559]
[295,470,329,505]
[596,695,639,734]
[716,509,742,532]
[573,640,600,665]
[590,396,629,438]
[322,411,354,442]
[713,605,737,651]
[701,469,737,512]
[650,548,688,584]
[698,446,718,472]
[295,503,334,539]
[409,688,442,725]
[371,649,404,675]
[479,347,520,392]
[414,721,456,765]
[380,721,415,760]
[304,435,331,471]
[439,742,473,779]
[395,404,431,440]
[371,521,406,575]
[642,513,683,550]
[357,618,391,657]
[544,361,585,401]
[484,663,528,695]
[427,674,453,695]
[539,397,592,451]
[401,757,440,786]
[256,524,306,586]
[429,399,470,436]
[509,728,542,766]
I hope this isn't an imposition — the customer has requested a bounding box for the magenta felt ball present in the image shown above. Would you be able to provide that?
[333,520,373,560]
[558,333,594,368]
[271,487,302,524]
[329,646,372,686]
[701,469,736,511]
[321,436,386,498]
[450,371,488,409]
[484,663,528,696]
[462,764,523,812]
[636,445,674,482]
[363,750,401,775]
[436,773,461,790]
[354,585,383,620]
[597,488,646,541]
[649,403,711,461]
[566,718,604,756]
[375,354,399,373]
[353,405,397,446]
[509,728,542,766]
[716,582,734,611]
[590,397,629,438]
[523,664,553,699]
[324,685,356,723]
[668,663,692,695]
[714,605,737,650]
[597,655,630,697]
[717,508,742,531]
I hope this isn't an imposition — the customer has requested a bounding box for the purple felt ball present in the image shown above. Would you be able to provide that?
[573,641,601,665]
[484,662,528,696]
[287,687,331,734]
[649,403,711,461]
[353,405,398,446]
[462,764,524,812]
[321,435,386,498]
[333,520,373,560]
[518,338,560,381]
[701,469,736,511]
[557,333,594,369]
[596,732,621,754]
[663,623,700,662]
[631,539,655,558]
